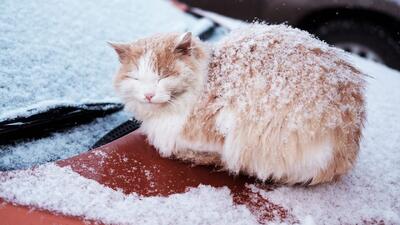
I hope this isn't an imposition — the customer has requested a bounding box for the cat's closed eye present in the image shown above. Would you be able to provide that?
[127,74,138,80]
[158,75,172,82]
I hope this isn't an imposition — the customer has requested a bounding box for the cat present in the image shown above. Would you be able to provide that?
[110,24,365,185]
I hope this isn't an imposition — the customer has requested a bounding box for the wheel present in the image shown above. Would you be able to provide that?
[311,19,400,70]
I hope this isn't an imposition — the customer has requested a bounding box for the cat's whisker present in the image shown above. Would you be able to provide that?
[167,99,178,108]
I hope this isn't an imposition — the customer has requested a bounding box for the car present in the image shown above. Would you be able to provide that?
[178,0,400,70]
[1,1,400,224]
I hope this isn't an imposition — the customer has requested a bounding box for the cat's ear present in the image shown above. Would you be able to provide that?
[108,42,131,63]
[174,32,192,56]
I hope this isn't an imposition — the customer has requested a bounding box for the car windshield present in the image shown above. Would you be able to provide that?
[0,0,201,170]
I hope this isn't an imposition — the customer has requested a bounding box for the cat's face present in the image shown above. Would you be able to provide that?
[111,32,208,115]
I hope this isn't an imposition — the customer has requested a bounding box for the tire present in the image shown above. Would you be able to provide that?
[310,20,400,70]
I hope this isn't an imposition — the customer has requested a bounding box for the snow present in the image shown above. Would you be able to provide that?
[0,164,259,225]
[0,0,400,224]
[0,0,197,114]
[0,0,199,170]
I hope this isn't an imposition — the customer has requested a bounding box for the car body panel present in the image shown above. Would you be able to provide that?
[0,131,290,224]
[0,201,88,225]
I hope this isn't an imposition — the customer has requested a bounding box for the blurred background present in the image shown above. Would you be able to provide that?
[176,0,400,70]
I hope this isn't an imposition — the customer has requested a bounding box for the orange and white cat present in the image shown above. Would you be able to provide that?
[111,24,365,185]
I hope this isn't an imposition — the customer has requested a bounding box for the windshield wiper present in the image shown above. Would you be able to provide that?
[0,102,123,146]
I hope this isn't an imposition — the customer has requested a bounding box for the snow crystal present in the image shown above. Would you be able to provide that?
[0,163,259,225]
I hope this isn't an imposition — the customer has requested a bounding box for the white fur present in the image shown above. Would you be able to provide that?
[220,128,243,173]
[140,99,223,157]
[140,113,188,156]
[295,138,334,179]
[176,139,223,154]
[134,43,219,156]
[126,51,172,104]
[215,108,334,181]
[215,108,236,136]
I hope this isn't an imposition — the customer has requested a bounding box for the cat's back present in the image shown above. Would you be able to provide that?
[186,25,365,184]
[209,23,351,86]
[207,24,364,126]
[211,23,333,61]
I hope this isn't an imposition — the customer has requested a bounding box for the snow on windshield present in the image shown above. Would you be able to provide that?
[0,0,198,169]
[0,0,197,114]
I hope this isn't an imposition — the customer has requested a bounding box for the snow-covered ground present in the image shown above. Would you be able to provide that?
[1,0,400,224]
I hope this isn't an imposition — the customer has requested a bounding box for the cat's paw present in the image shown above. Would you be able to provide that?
[173,150,222,166]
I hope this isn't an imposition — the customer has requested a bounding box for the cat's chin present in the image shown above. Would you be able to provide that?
[125,100,170,120]
[136,97,171,105]
[139,101,169,108]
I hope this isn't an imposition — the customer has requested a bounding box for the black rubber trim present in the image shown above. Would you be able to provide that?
[91,118,141,149]
[0,103,123,146]
[184,7,219,41]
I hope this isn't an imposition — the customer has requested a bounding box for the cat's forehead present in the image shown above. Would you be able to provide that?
[133,34,179,53]
[130,35,180,73]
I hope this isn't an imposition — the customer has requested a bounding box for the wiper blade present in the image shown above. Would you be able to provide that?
[91,118,141,149]
[0,102,123,146]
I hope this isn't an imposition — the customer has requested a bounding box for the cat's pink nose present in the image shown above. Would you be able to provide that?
[144,93,155,102]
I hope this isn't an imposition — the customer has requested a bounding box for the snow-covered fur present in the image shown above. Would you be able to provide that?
[111,24,366,185]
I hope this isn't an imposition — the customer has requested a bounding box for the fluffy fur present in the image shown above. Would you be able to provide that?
[111,24,366,185]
